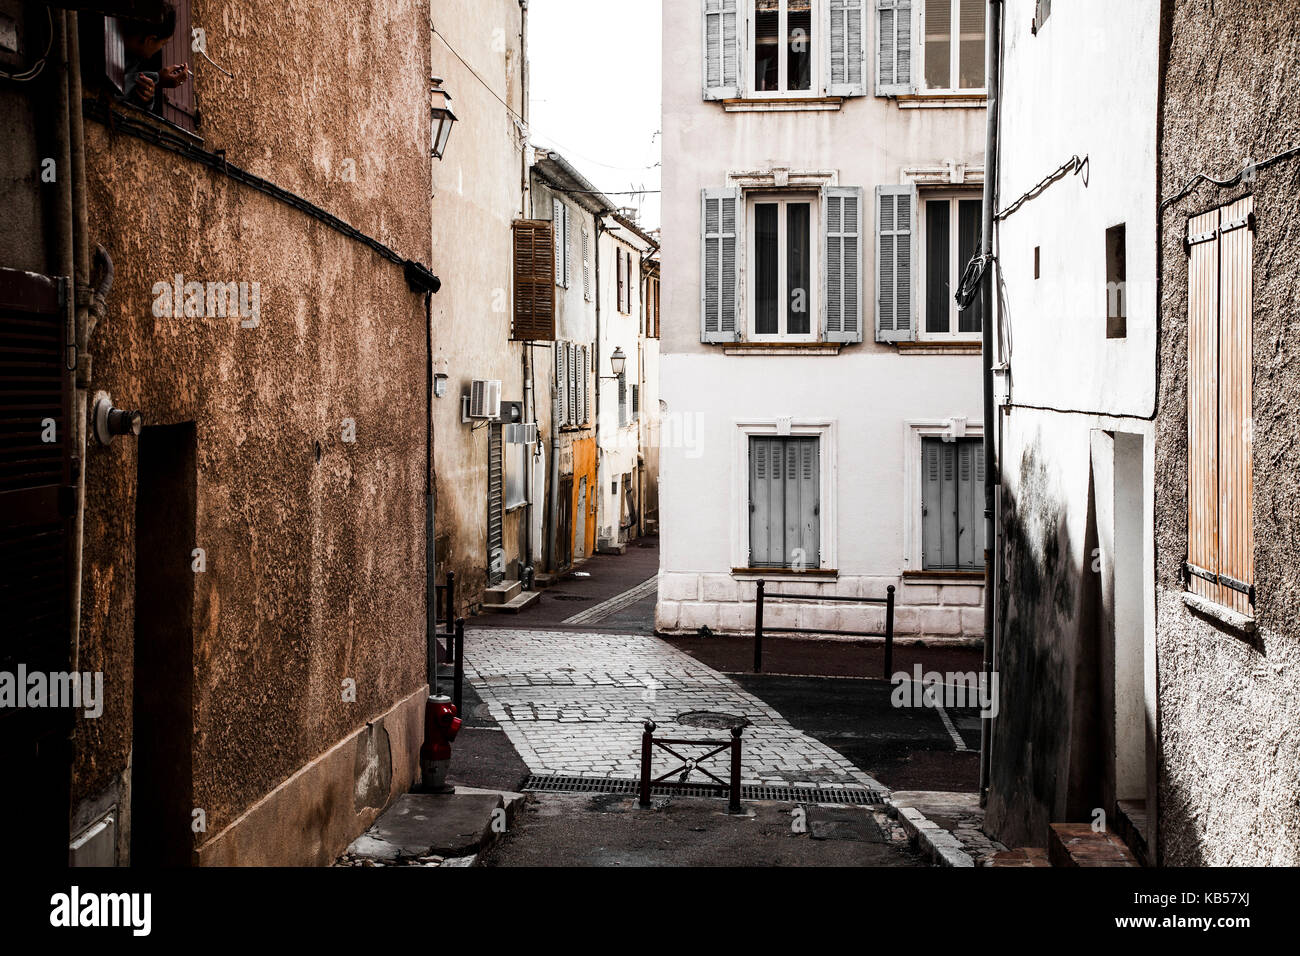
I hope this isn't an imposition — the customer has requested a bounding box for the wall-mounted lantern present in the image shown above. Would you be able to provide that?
[430,77,457,160]
[601,347,627,381]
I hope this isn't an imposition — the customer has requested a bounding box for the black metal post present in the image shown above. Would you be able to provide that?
[754,579,765,673]
[445,570,457,663]
[453,617,465,716]
[884,585,896,680]
[728,726,743,814]
[639,720,655,808]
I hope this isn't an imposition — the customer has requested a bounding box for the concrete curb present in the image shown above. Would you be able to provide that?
[888,801,978,868]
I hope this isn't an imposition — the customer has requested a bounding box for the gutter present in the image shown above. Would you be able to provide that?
[978,0,1004,805]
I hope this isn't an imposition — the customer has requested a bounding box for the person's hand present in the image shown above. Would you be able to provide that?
[133,74,156,103]
[159,64,191,88]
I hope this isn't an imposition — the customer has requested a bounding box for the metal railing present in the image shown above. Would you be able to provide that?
[753,579,896,678]
[638,720,743,814]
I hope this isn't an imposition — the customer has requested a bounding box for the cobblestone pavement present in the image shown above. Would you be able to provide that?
[464,627,886,791]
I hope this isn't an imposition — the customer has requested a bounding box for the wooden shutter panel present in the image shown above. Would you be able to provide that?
[1218,199,1254,614]
[1186,208,1220,605]
[749,437,819,568]
[750,438,776,565]
[794,438,820,567]
[564,206,573,289]
[512,219,555,340]
[701,187,743,343]
[876,184,917,342]
[567,343,578,428]
[703,0,741,100]
[825,186,864,342]
[582,228,592,301]
[828,0,868,96]
[487,425,504,586]
[876,0,914,96]
[579,346,589,424]
[956,440,984,569]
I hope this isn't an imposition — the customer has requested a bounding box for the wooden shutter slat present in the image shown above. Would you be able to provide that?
[1218,196,1254,613]
[1186,208,1221,604]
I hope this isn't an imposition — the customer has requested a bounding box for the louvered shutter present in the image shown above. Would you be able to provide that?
[875,184,917,342]
[579,345,589,424]
[567,343,578,428]
[956,439,984,568]
[876,0,914,96]
[582,228,592,301]
[825,186,864,342]
[703,0,741,100]
[828,0,868,96]
[512,219,555,340]
[487,425,504,586]
[555,343,568,426]
[551,198,565,288]
[701,187,743,343]
[1186,208,1219,607]
[749,437,820,568]
[564,206,573,289]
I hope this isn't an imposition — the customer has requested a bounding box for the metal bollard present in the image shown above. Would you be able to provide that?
[884,585,896,680]
[728,726,743,814]
[453,617,465,716]
[639,720,656,808]
[754,579,765,673]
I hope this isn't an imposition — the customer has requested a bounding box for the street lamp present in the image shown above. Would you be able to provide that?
[430,77,457,160]
[601,346,627,380]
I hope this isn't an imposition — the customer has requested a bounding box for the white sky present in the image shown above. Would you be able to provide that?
[528,0,662,231]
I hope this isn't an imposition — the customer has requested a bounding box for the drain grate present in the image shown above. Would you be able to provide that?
[522,774,882,805]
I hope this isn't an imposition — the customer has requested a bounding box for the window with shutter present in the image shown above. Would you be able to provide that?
[827,0,868,96]
[512,219,556,340]
[109,3,199,132]
[551,199,571,288]
[1186,197,1254,613]
[825,186,863,342]
[749,436,820,568]
[703,0,742,100]
[579,345,590,424]
[876,0,914,96]
[564,206,572,290]
[568,343,578,427]
[753,0,816,95]
[618,371,628,426]
[555,343,568,426]
[749,191,818,340]
[631,384,640,422]
[875,184,917,341]
[921,437,984,570]
[922,0,985,92]
[920,192,982,339]
[701,188,743,342]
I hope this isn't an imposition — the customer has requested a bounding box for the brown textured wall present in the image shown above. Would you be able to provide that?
[73,0,433,856]
[1156,0,1300,864]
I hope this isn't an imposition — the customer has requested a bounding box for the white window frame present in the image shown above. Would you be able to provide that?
[746,189,821,342]
[919,0,987,94]
[731,419,838,573]
[917,189,982,341]
[902,418,984,569]
[748,0,821,99]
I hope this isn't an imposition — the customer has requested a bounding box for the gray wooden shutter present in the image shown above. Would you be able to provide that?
[922,438,984,570]
[702,0,741,100]
[876,0,914,96]
[556,342,569,426]
[579,345,589,423]
[875,183,917,342]
[701,187,743,343]
[749,437,819,567]
[567,343,578,426]
[828,0,868,96]
[825,186,864,342]
[956,439,984,569]
[552,198,564,287]
[563,206,572,289]
[750,438,778,566]
[582,228,592,300]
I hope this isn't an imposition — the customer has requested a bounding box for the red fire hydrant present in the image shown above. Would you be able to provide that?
[419,694,462,792]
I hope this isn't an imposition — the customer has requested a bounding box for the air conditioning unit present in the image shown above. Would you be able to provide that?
[467,379,502,420]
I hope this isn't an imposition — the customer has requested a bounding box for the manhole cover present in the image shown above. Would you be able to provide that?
[676,711,750,731]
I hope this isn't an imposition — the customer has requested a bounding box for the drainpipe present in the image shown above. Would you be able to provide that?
[425,291,437,691]
[593,217,604,549]
[978,0,1004,805]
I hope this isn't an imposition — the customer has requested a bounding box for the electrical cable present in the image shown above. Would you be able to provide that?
[1160,144,1300,212]
[0,7,53,82]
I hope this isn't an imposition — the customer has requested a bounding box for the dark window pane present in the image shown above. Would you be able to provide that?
[787,203,811,334]
[788,3,813,91]
[958,199,982,333]
[925,0,953,89]
[925,200,951,333]
[755,4,780,92]
[958,0,986,89]
[755,203,779,335]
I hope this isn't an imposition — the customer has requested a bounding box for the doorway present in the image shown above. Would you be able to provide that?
[575,476,587,559]
[132,423,196,867]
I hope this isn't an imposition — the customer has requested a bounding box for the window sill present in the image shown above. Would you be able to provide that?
[721,96,844,113]
[1182,591,1257,636]
[896,341,982,355]
[722,342,845,356]
[903,569,985,582]
[896,92,987,110]
[732,567,838,580]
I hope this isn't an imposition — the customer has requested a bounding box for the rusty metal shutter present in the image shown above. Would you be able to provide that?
[512,219,556,340]
[1185,198,1254,612]
[0,268,74,732]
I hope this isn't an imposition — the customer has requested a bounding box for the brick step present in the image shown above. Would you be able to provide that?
[1048,823,1139,867]
[988,847,1050,867]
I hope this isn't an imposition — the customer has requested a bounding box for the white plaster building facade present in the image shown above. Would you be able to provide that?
[984,0,1160,856]
[657,0,987,639]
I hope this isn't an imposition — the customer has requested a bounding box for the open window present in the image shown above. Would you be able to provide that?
[99,2,198,133]
[920,191,982,340]
[748,191,818,340]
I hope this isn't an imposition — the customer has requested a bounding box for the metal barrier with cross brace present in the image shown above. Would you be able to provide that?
[638,720,743,814]
[753,579,896,678]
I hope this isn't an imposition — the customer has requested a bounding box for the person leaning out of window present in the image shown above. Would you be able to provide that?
[119,2,191,113]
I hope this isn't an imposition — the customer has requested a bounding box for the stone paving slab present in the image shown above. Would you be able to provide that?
[463,627,886,791]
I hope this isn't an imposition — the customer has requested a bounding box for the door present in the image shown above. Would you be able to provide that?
[557,474,573,569]
[575,476,587,559]
[0,268,74,864]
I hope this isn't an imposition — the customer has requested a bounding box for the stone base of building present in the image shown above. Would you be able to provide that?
[196,684,428,867]
[655,572,985,641]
